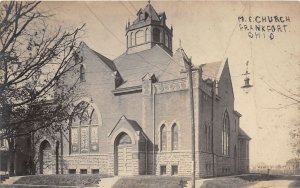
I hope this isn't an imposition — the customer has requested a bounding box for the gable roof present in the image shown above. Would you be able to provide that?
[80,42,117,72]
[114,45,184,89]
[90,49,117,72]
[234,110,242,117]
[239,128,251,140]
[107,115,143,137]
[201,61,223,81]
[172,47,191,68]
[144,3,160,21]
[134,3,160,23]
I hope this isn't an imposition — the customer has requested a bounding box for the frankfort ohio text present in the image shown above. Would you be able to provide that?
[238,16,291,40]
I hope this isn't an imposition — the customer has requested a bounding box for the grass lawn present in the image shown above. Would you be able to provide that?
[112,176,190,188]
[4,174,111,187]
[200,173,300,188]
[2,173,296,188]
[200,176,254,188]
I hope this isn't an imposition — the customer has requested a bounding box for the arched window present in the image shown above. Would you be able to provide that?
[127,35,130,47]
[117,133,132,145]
[222,112,230,156]
[131,32,135,46]
[160,124,167,151]
[80,65,86,82]
[135,30,144,45]
[70,101,99,154]
[153,28,160,43]
[171,123,178,150]
[165,33,169,47]
[145,28,151,42]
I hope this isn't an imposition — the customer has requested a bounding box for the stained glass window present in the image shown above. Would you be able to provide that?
[172,124,178,150]
[161,124,167,151]
[222,112,230,156]
[71,101,99,154]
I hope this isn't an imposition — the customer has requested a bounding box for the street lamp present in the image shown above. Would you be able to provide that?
[241,61,253,93]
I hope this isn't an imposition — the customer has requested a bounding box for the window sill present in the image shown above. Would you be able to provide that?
[221,154,230,158]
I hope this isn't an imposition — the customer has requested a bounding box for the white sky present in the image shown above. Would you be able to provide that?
[40,1,300,166]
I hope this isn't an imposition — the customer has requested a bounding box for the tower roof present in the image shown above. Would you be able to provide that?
[132,3,163,24]
[126,2,173,55]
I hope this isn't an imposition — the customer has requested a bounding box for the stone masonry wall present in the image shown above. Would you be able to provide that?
[61,154,111,175]
[155,151,192,176]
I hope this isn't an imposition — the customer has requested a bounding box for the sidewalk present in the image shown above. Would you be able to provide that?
[98,176,120,188]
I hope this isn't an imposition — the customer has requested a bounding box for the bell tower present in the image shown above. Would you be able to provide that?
[125,2,173,54]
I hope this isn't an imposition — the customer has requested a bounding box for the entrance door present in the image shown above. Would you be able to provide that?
[117,145,133,176]
[40,140,52,174]
[116,133,133,176]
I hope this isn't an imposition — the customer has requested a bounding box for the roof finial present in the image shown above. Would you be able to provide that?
[148,0,151,4]
[179,39,182,48]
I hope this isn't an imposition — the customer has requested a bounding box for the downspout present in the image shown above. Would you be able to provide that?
[211,81,216,176]
[145,136,148,175]
[152,85,156,175]
[60,129,63,174]
[69,125,71,155]
[55,141,59,174]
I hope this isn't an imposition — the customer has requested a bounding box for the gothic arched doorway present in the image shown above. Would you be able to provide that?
[115,132,133,176]
[39,140,52,174]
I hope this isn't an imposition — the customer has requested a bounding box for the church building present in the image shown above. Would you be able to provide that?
[6,2,251,177]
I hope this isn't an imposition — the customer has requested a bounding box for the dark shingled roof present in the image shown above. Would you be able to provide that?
[143,3,160,21]
[80,42,117,72]
[81,42,227,90]
[133,3,160,23]
[114,45,184,88]
[127,119,143,132]
[108,115,149,141]
[239,128,251,140]
[90,49,117,72]
[201,61,223,81]
[108,115,142,137]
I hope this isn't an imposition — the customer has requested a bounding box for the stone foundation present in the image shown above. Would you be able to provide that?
[61,154,112,175]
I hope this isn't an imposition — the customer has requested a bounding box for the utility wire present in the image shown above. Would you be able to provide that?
[129,1,138,12]
[222,2,248,59]
[258,102,298,110]
[121,1,136,17]
[259,76,300,104]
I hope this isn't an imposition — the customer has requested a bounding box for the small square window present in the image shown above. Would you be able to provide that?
[69,169,76,174]
[160,165,166,175]
[92,169,99,174]
[171,165,178,175]
[80,169,87,174]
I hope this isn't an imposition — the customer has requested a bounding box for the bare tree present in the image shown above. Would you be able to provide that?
[0,1,85,175]
[290,120,300,158]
